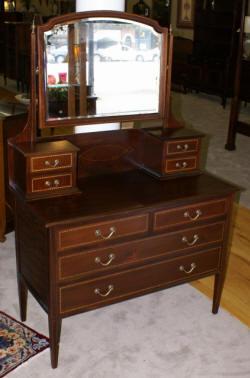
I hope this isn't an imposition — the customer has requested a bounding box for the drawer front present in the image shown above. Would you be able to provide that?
[30,173,72,193]
[56,213,149,252]
[30,153,73,173]
[59,247,221,315]
[58,222,224,281]
[165,156,198,173]
[154,199,227,230]
[166,139,199,156]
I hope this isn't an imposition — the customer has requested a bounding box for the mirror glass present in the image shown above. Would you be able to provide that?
[43,17,162,123]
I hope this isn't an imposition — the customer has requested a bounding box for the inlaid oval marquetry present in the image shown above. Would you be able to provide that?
[80,144,133,162]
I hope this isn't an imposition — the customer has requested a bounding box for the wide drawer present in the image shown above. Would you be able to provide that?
[55,213,149,251]
[154,198,227,230]
[58,222,224,281]
[166,139,199,155]
[30,173,73,193]
[59,247,221,315]
[30,153,73,173]
[165,156,198,173]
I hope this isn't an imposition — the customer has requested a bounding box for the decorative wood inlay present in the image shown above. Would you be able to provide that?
[80,144,133,162]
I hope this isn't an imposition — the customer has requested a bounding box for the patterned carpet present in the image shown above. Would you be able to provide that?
[0,311,49,377]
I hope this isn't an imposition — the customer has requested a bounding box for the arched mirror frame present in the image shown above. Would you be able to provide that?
[36,11,170,131]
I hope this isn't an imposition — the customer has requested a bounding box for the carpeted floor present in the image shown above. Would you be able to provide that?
[0,232,249,378]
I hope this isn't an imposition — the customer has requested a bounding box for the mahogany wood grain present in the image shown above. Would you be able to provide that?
[59,247,221,316]
[56,213,149,251]
[58,222,224,281]
[153,198,227,230]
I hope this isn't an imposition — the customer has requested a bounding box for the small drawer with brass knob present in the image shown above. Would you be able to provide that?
[30,153,73,173]
[166,139,199,155]
[31,173,73,193]
[11,140,80,199]
[165,157,198,173]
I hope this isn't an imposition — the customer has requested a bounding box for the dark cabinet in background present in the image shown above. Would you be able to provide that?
[187,0,242,106]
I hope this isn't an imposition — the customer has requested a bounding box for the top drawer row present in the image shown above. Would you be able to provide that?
[55,198,228,252]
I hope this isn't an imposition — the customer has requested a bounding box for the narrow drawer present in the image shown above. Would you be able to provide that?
[56,213,149,252]
[30,173,72,193]
[58,222,224,281]
[154,199,227,230]
[165,156,198,173]
[59,247,221,315]
[166,139,199,155]
[30,153,73,173]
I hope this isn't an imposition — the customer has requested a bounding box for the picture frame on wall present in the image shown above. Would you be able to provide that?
[177,0,195,28]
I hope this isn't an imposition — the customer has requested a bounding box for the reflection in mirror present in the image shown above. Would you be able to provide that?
[44,18,162,122]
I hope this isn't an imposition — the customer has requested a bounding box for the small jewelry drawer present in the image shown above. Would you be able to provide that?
[166,139,199,155]
[154,199,227,230]
[30,153,73,173]
[30,173,73,193]
[55,213,149,252]
[58,222,224,281]
[165,156,198,173]
[59,247,221,315]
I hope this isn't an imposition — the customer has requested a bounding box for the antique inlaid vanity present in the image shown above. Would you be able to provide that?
[8,11,236,368]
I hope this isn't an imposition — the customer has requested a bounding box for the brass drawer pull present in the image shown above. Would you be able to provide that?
[176,161,188,169]
[54,179,60,187]
[94,284,114,297]
[184,209,202,220]
[182,234,199,246]
[179,262,196,274]
[95,253,115,266]
[45,159,59,168]
[45,180,51,187]
[95,226,116,240]
[177,144,188,151]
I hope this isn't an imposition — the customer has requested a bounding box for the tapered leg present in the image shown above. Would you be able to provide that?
[48,316,62,369]
[17,276,28,322]
[212,273,226,314]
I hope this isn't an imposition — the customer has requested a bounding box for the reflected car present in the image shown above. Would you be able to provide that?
[94,45,136,62]
[47,45,68,63]
[135,48,159,62]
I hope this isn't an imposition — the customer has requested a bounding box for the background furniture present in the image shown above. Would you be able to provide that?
[0,105,27,242]
[0,11,23,77]
[226,0,250,150]
[186,0,242,106]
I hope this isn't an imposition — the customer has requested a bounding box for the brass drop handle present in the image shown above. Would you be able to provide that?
[45,159,59,168]
[184,209,202,221]
[45,180,51,187]
[94,284,114,297]
[54,179,60,187]
[95,226,116,240]
[177,144,188,151]
[179,262,196,274]
[176,161,188,169]
[95,253,115,266]
[182,234,199,246]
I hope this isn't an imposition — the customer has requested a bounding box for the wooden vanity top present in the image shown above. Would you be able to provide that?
[144,127,204,140]
[25,170,237,227]
[12,140,79,156]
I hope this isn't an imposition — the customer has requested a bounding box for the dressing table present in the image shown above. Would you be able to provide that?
[8,11,236,368]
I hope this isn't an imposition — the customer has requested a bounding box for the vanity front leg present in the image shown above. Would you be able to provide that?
[48,316,62,369]
[212,272,226,314]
